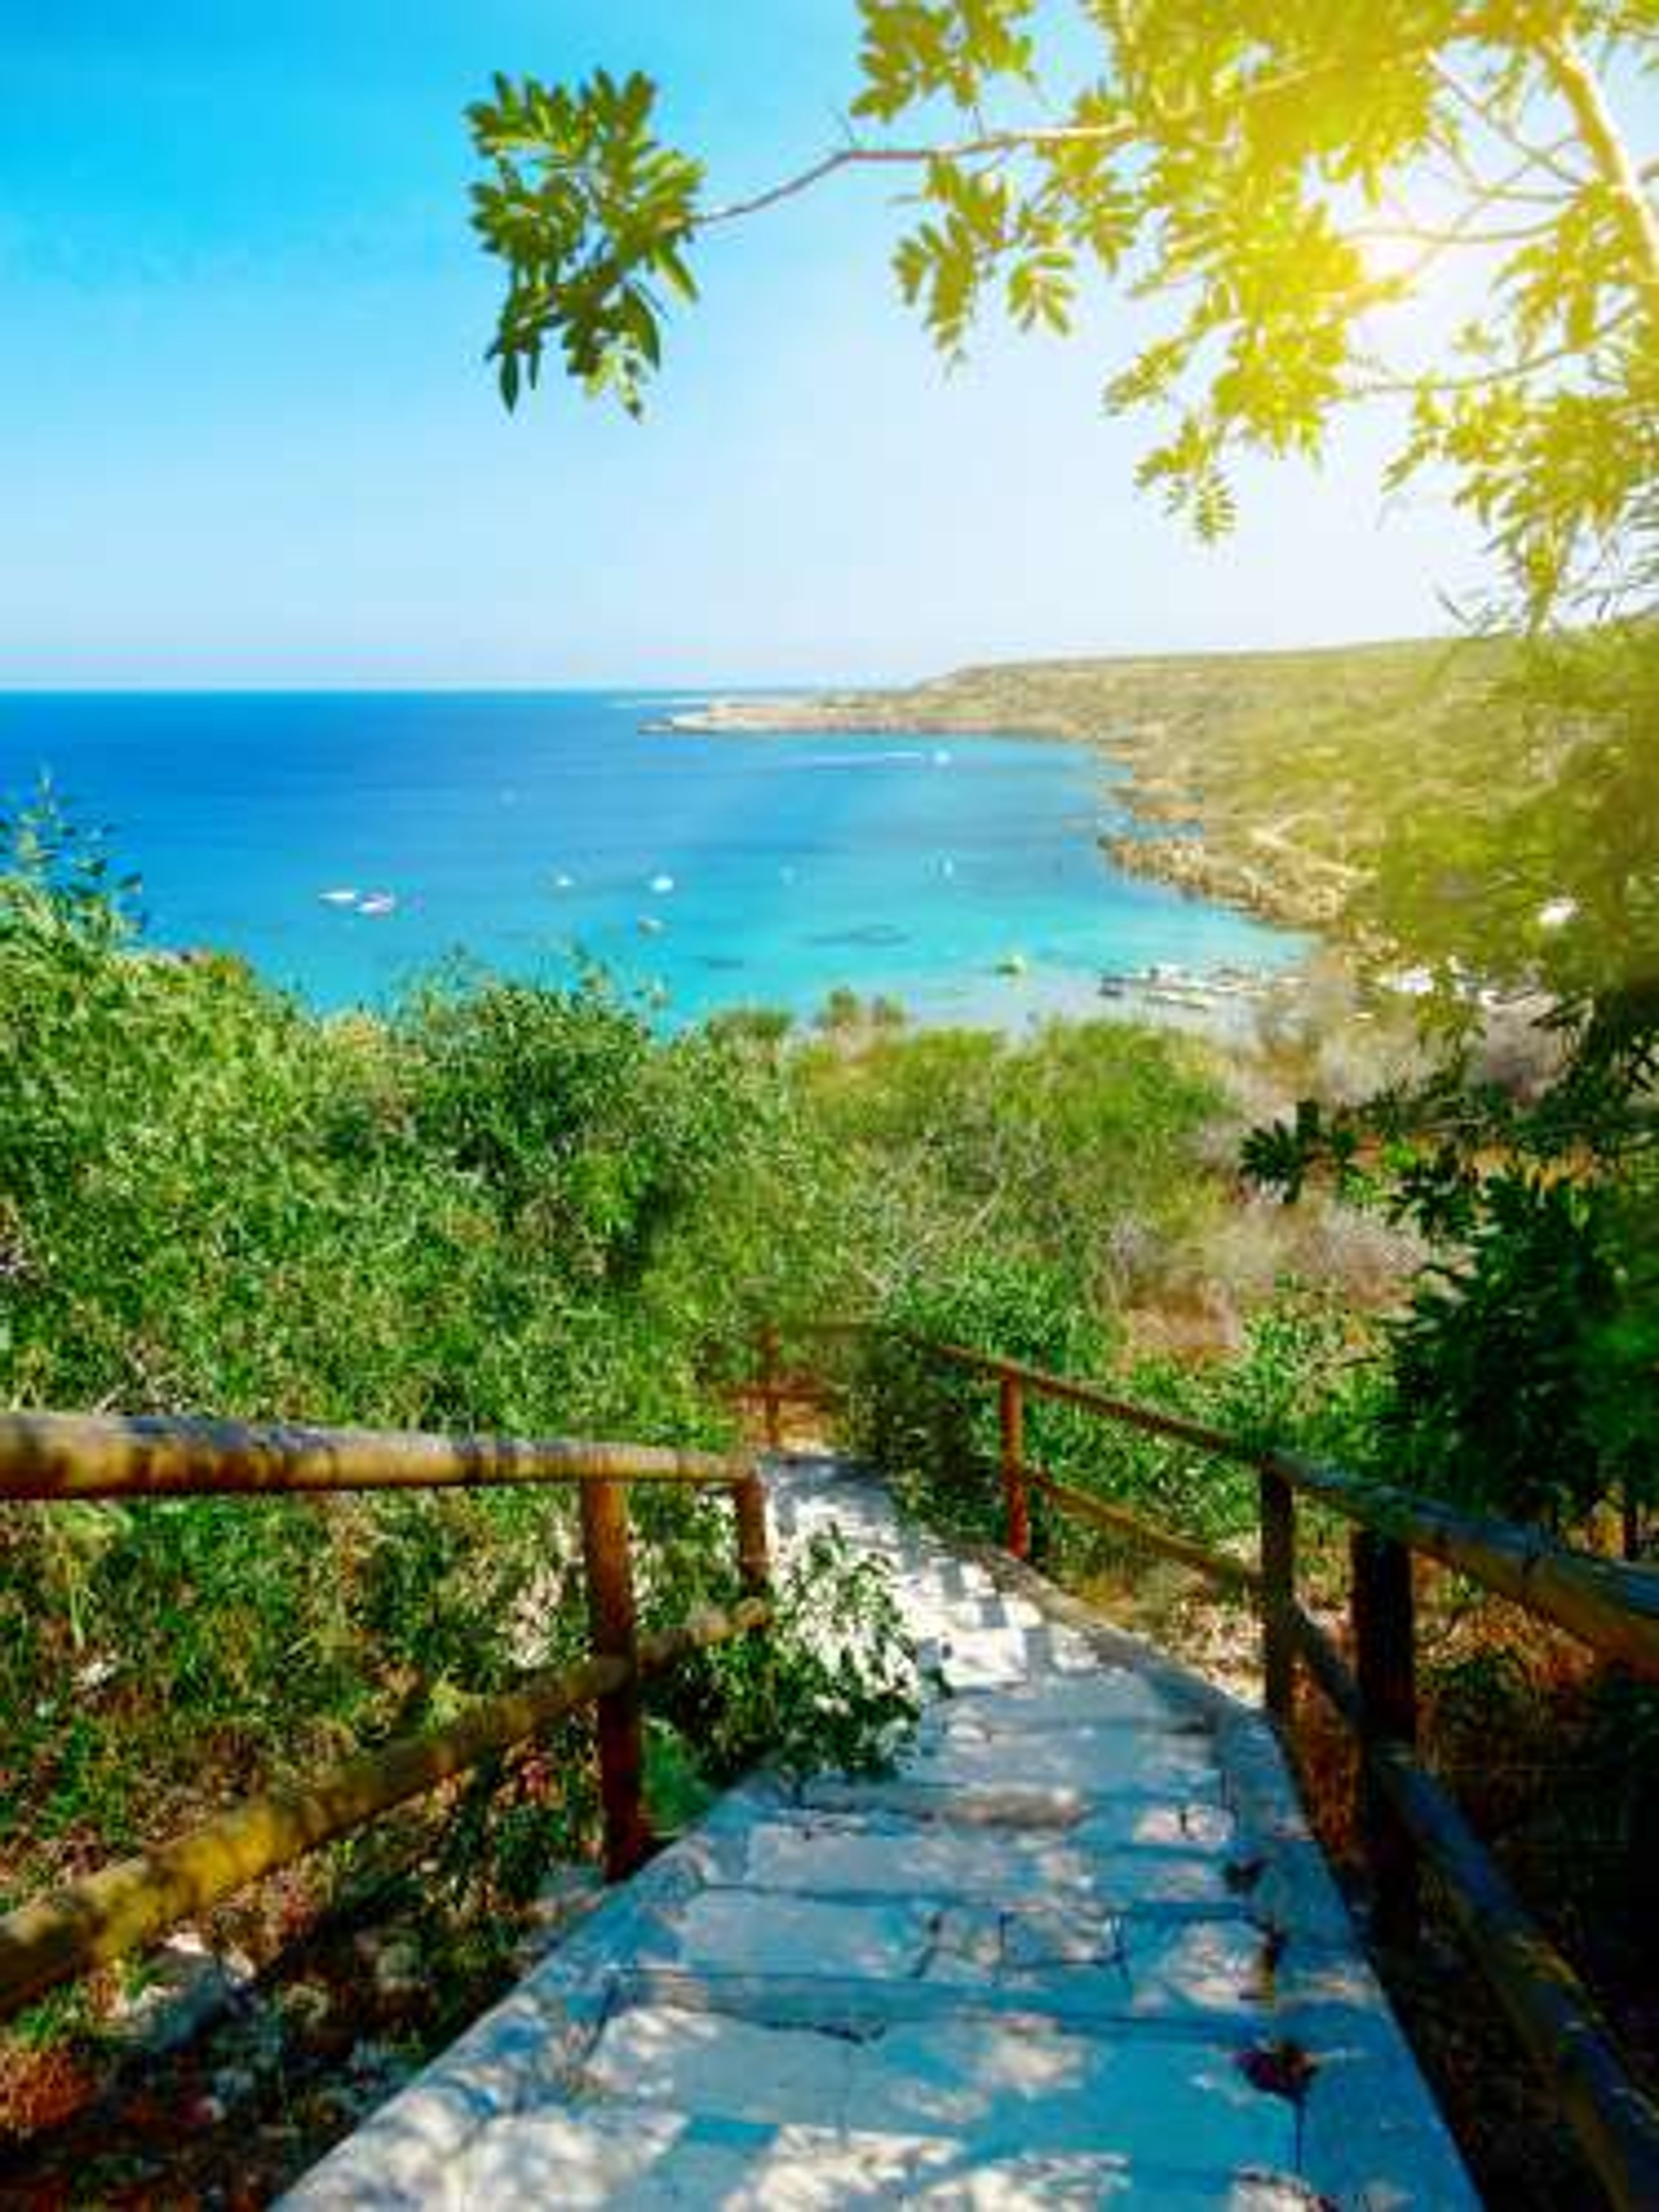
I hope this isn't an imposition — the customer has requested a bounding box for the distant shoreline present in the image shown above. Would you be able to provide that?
[649,637,1509,941]
[649,680,1331,933]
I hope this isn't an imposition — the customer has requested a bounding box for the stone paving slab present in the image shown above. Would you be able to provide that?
[285,1456,1477,2211]
[576,2004,1299,2168]
[455,2107,1331,2209]
[569,1964,1278,2045]
[734,1811,1235,1906]
[926,1673,1191,1732]
[903,1719,1222,1796]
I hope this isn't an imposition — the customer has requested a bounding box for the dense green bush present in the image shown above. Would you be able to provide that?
[1246,1022,1657,1538]
[793,1019,1226,1313]
[1382,1173,1647,1529]
[0,809,890,1903]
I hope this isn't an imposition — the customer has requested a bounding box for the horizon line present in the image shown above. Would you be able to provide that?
[0,628,1493,699]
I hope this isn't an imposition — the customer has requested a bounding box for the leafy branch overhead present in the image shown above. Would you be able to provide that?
[470,2,1659,614]
[469,69,702,417]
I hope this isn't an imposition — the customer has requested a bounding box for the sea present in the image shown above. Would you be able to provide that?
[0,691,1303,1027]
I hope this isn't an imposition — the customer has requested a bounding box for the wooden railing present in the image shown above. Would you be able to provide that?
[0,1411,771,2022]
[733,1323,848,1450]
[755,1320,1659,2212]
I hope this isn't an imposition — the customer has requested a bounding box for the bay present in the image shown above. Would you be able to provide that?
[0,691,1302,1023]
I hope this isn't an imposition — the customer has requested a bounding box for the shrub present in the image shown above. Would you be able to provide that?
[0,809,906,1917]
[846,1256,1114,1547]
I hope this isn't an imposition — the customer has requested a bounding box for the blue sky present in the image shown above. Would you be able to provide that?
[0,2,1573,686]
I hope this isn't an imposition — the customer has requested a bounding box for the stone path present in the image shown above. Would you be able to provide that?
[287,1456,1475,2208]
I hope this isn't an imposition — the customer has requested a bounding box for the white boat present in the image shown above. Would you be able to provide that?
[319,887,358,906]
[358,893,397,917]
[552,872,575,892]
[649,873,675,895]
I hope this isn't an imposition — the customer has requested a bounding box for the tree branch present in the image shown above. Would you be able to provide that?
[696,128,1136,229]
[1429,60,1595,193]
[1362,143,1582,289]
[1537,28,1659,327]
[1352,215,1560,252]
[698,17,1506,232]
[1427,141,1568,210]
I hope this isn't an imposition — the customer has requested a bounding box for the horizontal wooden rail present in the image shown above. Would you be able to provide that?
[730,1374,841,1408]
[0,1595,771,2022]
[1024,1464,1259,1594]
[639,1595,772,1675]
[1,1399,775,2019]
[1268,1448,1659,1685]
[922,1338,1659,1684]
[922,1337,1253,1452]
[0,1411,750,1504]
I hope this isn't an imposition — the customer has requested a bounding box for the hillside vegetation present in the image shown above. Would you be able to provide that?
[1,812,1317,1948]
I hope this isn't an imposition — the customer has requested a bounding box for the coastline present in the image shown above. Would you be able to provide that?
[652,636,1506,938]
[9,692,1303,1030]
[637,690,1317,1036]
[651,687,1333,931]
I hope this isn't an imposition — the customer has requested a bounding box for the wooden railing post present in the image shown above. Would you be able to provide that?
[998,1372,1030,1561]
[580,1478,652,1881]
[1259,1466,1297,1728]
[759,1324,784,1452]
[1352,1528,1419,1944]
[732,1463,772,1603]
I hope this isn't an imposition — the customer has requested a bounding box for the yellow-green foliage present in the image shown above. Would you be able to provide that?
[789,1018,1226,1313]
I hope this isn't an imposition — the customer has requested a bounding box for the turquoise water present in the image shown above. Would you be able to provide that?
[0,692,1301,1023]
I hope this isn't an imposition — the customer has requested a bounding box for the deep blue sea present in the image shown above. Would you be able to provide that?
[0,692,1301,1025]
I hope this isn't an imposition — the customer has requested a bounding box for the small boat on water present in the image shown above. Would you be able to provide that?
[649,873,676,895]
[996,952,1029,977]
[319,887,357,906]
[637,915,665,936]
[358,893,397,917]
